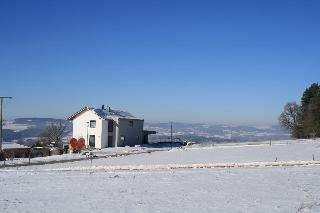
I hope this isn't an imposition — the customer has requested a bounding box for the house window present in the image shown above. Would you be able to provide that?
[108,120,114,132]
[90,120,96,128]
[121,136,125,141]
[129,120,133,127]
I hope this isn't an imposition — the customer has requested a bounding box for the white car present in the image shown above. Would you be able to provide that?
[82,152,98,158]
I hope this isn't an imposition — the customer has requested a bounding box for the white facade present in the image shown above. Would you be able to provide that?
[69,107,144,149]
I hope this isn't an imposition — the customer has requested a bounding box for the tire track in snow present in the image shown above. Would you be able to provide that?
[2,160,320,172]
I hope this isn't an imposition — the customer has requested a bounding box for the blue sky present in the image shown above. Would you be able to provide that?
[0,0,319,124]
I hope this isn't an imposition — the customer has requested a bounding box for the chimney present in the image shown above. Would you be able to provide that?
[102,104,105,110]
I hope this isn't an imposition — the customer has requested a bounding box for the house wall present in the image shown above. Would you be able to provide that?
[107,119,116,147]
[116,119,144,147]
[72,110,105,149]
[101,120,109,148]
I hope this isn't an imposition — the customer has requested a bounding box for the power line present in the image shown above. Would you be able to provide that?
[0,96,12,151]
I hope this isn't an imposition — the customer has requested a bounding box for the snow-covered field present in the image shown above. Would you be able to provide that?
[1,146,167,167]
[1,140,320,212]
[13,140,320,171]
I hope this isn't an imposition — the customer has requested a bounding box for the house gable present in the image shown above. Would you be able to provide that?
[71,109,103,148]
[68,107,93,120]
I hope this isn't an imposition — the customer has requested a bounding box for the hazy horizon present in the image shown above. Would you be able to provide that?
[5,115,282,127]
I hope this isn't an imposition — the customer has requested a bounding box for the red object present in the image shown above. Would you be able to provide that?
[70,138,78,152]
[78,138,85,150]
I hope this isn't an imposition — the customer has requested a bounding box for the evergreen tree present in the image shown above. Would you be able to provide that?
[300,83,320,137]
[301,83,320,110]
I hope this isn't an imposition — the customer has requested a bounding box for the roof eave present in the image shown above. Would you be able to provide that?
[68,107,92,120]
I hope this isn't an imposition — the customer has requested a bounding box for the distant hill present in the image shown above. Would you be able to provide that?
[2,118,290,143]
[144,122,290,143]
[3,118,72,142]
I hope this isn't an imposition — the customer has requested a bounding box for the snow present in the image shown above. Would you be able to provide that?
[1,167,320,212]
[0,147,162,167]
[10,139,318,171]
[1,139,320,212]
[2,143,29,149]
[3,121,34,132]
[94,108,141,120]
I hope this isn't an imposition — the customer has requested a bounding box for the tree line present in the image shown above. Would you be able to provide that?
[279,83,320,138]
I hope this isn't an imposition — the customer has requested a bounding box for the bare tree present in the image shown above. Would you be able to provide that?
[40,121,67,148]
[279,102,302,138]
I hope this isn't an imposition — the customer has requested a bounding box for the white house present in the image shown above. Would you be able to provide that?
[68,105,144,149]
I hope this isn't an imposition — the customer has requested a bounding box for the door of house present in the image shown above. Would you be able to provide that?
[108,136,114,147]
[89,135,95,147]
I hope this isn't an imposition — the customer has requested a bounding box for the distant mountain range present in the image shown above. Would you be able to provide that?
[144,122,290,143]
[2,118,290,143]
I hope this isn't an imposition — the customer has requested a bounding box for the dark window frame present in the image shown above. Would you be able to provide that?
[90,120,96,128]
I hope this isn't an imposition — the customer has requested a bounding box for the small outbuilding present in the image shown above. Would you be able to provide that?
[68,105,145,149]
[2,143,30,158]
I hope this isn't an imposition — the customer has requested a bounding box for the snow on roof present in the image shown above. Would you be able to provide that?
[94,108,142,120]
[2,143,29,149]
[68,106,143,121]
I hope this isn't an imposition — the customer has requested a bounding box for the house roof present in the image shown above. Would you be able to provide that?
[68,106,92,120]
[2,143,29,149]
[68,106,143,121]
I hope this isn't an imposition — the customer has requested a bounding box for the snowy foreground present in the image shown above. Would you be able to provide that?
[1,140,320,212]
